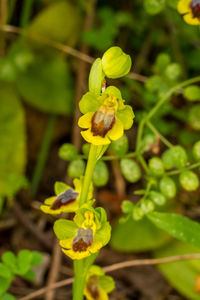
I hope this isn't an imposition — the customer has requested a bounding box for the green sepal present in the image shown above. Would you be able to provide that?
[117,105,135,130]
[88,265,105,277]
[95,207,108,224]
[79,92,100,114]
[54,182,70,196]
[53,219,78,240]
[95,221,111,246]
[99,275,115,293]
[89,58,104,96]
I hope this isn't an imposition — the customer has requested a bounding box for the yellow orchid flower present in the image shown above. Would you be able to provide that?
[54,208,111,260]
[78,86,134,146]
[40,179,93,215]
[84,266,115,300]
[178,0,200,25]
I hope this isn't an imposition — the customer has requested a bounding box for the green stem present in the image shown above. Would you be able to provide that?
[146,120,173,148]
[136,119,145,153]
[79,151,137,161]
[20,0,34,28]
[30,115,56,197]
[73,260,85,300]
[79,144,98,207]
[166,161,200,176]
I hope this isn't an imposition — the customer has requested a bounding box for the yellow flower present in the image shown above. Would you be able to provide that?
[178,0,200,25]
[84,265,115,300]
[40,179,93,215]
[54,208,111,260]
[78,87,134,146]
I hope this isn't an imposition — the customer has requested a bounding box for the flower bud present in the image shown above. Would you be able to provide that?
[102,47,132,79]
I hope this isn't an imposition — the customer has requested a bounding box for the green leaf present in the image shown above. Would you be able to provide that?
[53,219,78,240]
[110,134,128,158]
[93,161,109,187]
[99,275,115,293]
[120,158,141,183]
[0,277,12,293]
[22,269,35,281]
[148,212,200,248]
[0,84,26,197]
[2,293,16,300]
[2,252,17,272]
[28,1,80,44]
[31,251,43,266]
[16,55,74,115]
[110,217,170,252]
[89,58,104,96]
[16,250,32,275]
[0,263,12,278]
[188,105,200,130]
[58,143,79,161]
[184,85,200,101]
[144,0,165,14]
[67,159,86,179]
[154,240,200,300]
[54,181,70,196]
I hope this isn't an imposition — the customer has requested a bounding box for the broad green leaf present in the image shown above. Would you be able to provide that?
[31,251,43,266]
[16,55,74,115]
[0,277,12,293]
[0,263,12,278]
[2,293,16,300]
[2,251,17,272]
[28,1,80,44]
[22,269,35,281]
[0,84,26,197]
[53,219,78,240]
[154,240,200,300]
[110,217,170,252]
[148,212,200,248]
[16,250,32,275]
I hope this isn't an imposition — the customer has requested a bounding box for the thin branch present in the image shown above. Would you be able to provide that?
[146,120,173,149]
[19,253,200,300]
[1,24,147,83]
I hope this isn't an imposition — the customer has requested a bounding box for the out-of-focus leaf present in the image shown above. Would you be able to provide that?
[148,212,200,249]
[0,84,26,197]
[154,240,200,300]
[110,217,170,252]
[16,55,74,115]
[29,1,81,44]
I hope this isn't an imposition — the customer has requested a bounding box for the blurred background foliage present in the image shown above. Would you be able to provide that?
[1,0,200,299]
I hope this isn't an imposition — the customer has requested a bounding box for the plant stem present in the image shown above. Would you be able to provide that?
[79,144,98,206]
[30,115,56,197]
[20,0,34,28]
[73,260,85,300]
[166,161,200,176]
[146,120,173,148]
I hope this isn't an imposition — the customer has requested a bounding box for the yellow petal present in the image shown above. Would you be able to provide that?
[40,205,62,215]
[84,285,108,300]
[177,0,190,14]
[62,248,91,260]
[60,238,73,249]
[73,178,82,193]
[44,196,56,205]
[81,129,110,145]
[78,112,93,129]
[89,240,102,254]
[61,201,79,213]
[183,13,200,25]
[107,118,124,141]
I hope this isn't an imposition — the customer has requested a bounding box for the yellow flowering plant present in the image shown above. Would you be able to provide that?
[177,0,200,25]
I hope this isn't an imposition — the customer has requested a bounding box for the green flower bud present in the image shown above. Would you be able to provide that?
[159,176,176,199]
[120,158,142,183]
[132,206,144,221]
[110,134,128,158]
[193,141,200,161]
[93,161,109,187]
[121,200,134,214]
[148,157,165,177]
[179,171,199,191]
[141,200,155,214]
[89,58,104,96]
[184,85,200,101]
[170,146,188,169]
[102,46,131,79]
[161,149,174,170]
[67,159,85,178]
[59,143,78,161]
[149,191,166,206]
[188,105,200,130]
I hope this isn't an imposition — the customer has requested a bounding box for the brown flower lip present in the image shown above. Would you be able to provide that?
[86,275,99,300]
[91,106,116,138]
[51,189,79,210]
[190,0,200,18]
[72,228,93,252]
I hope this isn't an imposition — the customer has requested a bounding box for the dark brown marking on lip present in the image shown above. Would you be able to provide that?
[86,275,100,300]
[190,0,200,18]
[50,189,79,210]
[72,228,93,252]
[91,106,116,138]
